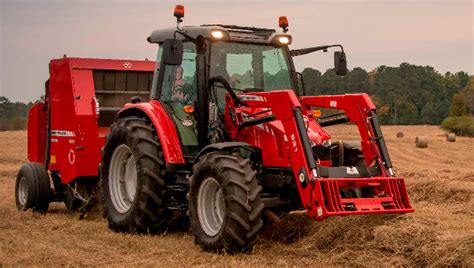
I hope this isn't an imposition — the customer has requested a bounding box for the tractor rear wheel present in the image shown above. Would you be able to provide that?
[189,151,264,253]
[15,162,51,213]
[100,116,171,233]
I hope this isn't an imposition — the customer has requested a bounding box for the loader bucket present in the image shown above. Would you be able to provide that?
[318,177,414,218]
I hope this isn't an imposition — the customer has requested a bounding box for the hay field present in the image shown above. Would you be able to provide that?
[0,126,473,266]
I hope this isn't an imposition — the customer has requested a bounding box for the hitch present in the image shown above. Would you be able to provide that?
[67,184,97,219]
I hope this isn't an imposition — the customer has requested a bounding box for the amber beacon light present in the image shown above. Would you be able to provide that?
[279,16,289,32]
[174,5,185,21]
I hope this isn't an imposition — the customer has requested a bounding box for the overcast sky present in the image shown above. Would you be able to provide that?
[0,0,473,102]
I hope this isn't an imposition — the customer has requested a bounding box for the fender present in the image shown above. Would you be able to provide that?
[117,100,186,164]
[197,142,262,165]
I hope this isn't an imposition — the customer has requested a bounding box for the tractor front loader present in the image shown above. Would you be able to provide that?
[222,90,413,221]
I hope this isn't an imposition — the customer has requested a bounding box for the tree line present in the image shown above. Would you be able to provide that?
[301,63,472,125]
[0,62,472,131]
[0,96,38,131]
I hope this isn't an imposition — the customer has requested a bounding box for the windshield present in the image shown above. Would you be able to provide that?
[210,42,293,92]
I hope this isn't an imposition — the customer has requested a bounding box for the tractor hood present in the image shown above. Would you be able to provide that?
[240,107,331,147]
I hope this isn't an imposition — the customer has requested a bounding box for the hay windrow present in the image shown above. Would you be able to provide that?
[408,179,472,204]
[260,212,313,244]
[267,212,472,266]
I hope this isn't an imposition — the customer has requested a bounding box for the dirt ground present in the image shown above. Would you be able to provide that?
[0,126,473,266]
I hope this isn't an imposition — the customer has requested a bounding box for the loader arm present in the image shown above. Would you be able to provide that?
[224,90,413,220]
[300,94,394,177]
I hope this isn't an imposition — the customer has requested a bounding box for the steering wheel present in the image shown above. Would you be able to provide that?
[208,76,247,106]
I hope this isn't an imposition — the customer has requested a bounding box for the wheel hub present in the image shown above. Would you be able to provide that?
[18,177,28,206]
[109,144,138,214]
[197,177,225,237]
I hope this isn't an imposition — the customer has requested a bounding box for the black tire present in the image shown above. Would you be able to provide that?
[345,148,366,167]
[64,187,80,211]
[189,151,264,253]
[15,162,51,213]
[100,116,171,233]
[64,183,89,211]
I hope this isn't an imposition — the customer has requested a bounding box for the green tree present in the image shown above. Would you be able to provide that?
[301,68,322,95]
[297,63,466,125]
[449,94,468,116]
[460,76,474,115]
[320,68,346,95]
[421,102,437,124]
[346,67,369,93]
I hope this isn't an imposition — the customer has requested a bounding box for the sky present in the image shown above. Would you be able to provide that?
[0,0,473,102]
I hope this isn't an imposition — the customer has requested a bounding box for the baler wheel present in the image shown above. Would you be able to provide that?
[100,116,171,233]
[189,151,264,253]
[15,162,51,213]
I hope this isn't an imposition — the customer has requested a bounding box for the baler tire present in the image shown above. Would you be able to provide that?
[15,162,51,213]
[100,116,171,233]
[189,151,264,253]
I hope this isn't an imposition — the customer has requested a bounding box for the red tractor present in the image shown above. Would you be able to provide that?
[16,6,413,253]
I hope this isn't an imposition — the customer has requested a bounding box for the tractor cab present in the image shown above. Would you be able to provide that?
[148,24,298,156]
[147,10,347,157]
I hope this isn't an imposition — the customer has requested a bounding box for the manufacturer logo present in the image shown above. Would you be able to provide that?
[291,133,298,152]
[51,130,75,137]
[298,167,308,188]
[346,166,360,175]
[239,95,266,102]
[123,62,133,69]
[68,149,76,165]
[298,173,305,183]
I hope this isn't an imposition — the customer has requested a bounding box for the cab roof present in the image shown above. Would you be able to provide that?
[147,24,289,45]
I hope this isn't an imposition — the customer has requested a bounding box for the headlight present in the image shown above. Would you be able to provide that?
[211,30,224,39]
[278,36,290,44]
[271,34,292,46]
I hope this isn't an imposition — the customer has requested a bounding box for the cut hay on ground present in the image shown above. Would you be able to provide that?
[1,126,473,266]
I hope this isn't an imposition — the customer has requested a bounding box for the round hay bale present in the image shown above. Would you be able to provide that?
[415,136,428,148]
[446,133,456,142]
[396,132,404,138]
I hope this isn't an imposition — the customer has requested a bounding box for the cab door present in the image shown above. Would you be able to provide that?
[156,42,199,156]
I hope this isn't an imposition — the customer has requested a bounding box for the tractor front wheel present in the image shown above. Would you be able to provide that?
[100,116,171,233]
[189,151,264,253]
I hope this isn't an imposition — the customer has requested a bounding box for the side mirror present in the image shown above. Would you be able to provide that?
[334,51,347,76]
[162,39,183,66]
